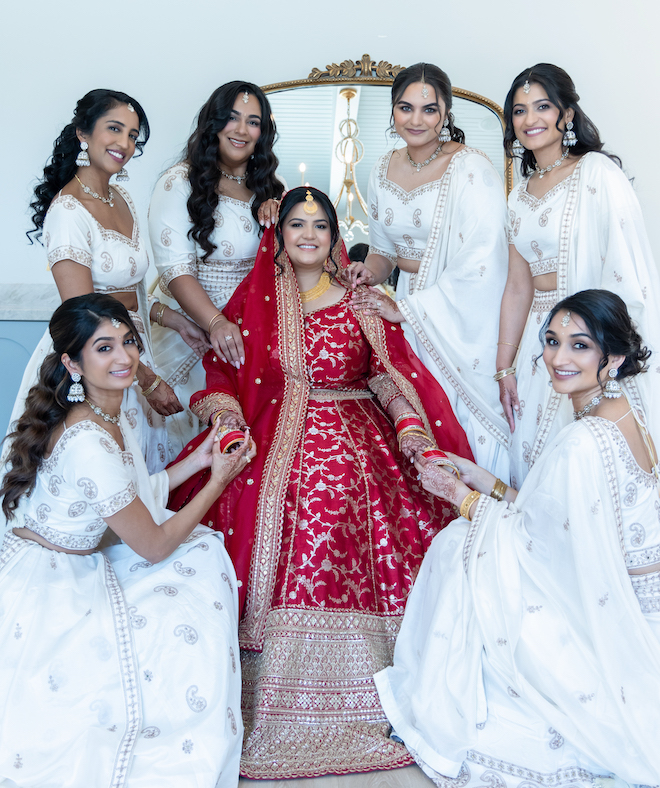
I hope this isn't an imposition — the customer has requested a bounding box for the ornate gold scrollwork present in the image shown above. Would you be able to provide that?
[308,54,404,82]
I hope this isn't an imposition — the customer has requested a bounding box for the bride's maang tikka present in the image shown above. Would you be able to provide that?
[303,190,318,215]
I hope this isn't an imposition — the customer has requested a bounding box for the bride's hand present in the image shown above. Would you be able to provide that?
[413,454,471,507]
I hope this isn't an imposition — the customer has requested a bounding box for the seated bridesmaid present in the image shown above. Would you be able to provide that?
[375,289,660,787]
[0,294,254,787]
[169,187,473,780]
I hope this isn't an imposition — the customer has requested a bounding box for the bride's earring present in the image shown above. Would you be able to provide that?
[116,167,129,182]
[512,139,525,156]
[67,372,85,402]
[604,367,623,398]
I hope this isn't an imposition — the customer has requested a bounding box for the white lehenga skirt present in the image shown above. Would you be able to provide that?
[0,528,242,788]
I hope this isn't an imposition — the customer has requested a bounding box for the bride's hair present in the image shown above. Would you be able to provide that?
[274,187,341,276]
[1,294,140,520]
[27,89,149,244]
[543,289,650,384]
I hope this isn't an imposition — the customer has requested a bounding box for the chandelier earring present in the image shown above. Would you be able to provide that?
[115,167,129,182]
[389,125,400,140]
[439,118,451,143]
[512,138,525,156]
[563,120,578,147]
[67,372,85,403]
[604,367,623,399]
[76,141,90,167]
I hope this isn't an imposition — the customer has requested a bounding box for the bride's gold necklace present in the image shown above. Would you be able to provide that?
[300,271,331,303]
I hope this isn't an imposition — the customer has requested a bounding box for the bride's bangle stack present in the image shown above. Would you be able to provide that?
[217,425,245,454]
[420,447,460,477]
[395,412,428,449]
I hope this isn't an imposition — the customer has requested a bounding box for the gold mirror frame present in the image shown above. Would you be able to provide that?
[261,54,513,194]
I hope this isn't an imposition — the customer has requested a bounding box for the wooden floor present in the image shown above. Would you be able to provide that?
[239,765,435,787]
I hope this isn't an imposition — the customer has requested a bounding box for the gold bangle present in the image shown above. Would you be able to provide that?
[493,367,516,382]
[155,302,167,327]
[141,375,162,398]
[208,312,224,334]
[459,490,481,521]
[497,341,519,350]
[490,478,508,502]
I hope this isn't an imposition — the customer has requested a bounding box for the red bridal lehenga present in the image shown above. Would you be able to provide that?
[169,228,472,779]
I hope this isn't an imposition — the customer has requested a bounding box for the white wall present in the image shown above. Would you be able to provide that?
[2,0,659,286]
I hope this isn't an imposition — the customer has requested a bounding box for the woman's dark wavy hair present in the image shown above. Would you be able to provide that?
[504,64,621,177]
[390,63,465,144]
[1,294,141,519]
[274,187,341,277]
[27,89,149,244]
[540,289,650,385]
[185,81,284,261]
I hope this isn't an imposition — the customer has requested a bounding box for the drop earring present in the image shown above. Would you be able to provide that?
[116,167,129,182]
[76,141,90,167]
[512,139,525,156]
[563,120,578,147]
[67,372,85,403]
[604,367,623,398]
[439,118,451,143]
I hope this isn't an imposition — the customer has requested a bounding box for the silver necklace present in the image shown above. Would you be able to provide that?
[573,394,603,421]
[75,175,115,207]
[535,149,569,179]
[220,169,248,184]
[85,397,120,424]
[406,142,443,173]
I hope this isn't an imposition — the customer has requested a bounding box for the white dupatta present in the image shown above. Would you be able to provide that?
[531,152,660,465]
[397,148,510,453]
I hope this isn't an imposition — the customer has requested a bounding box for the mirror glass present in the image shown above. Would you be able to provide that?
[267,84,506,245]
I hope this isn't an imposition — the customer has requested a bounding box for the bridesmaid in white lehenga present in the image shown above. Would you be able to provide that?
[149,81,283,459]
[496,63,660,488]
[349,63,510,480]
[12,89,203,475]
[0,293,255,787]
[376,290,660,788]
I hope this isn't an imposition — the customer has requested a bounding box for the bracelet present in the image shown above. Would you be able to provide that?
[459,490,481,521]
[490,478,508,502]
[497,341,519,350]
[394,411,421,428]
[155,303,167,327]
[397,427,428,441]
[493,367,516,382]
[422,447,460,478]
[218,426,245,454]
[141,375,162,398]
[208,312,224,334]
[396,417,425,433]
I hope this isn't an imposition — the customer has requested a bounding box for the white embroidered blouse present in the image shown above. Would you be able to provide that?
[43,186,149,297]
[20,421,142,550]
[149,164,259,309]
[367,150,444,263]
[508,173,574,278]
